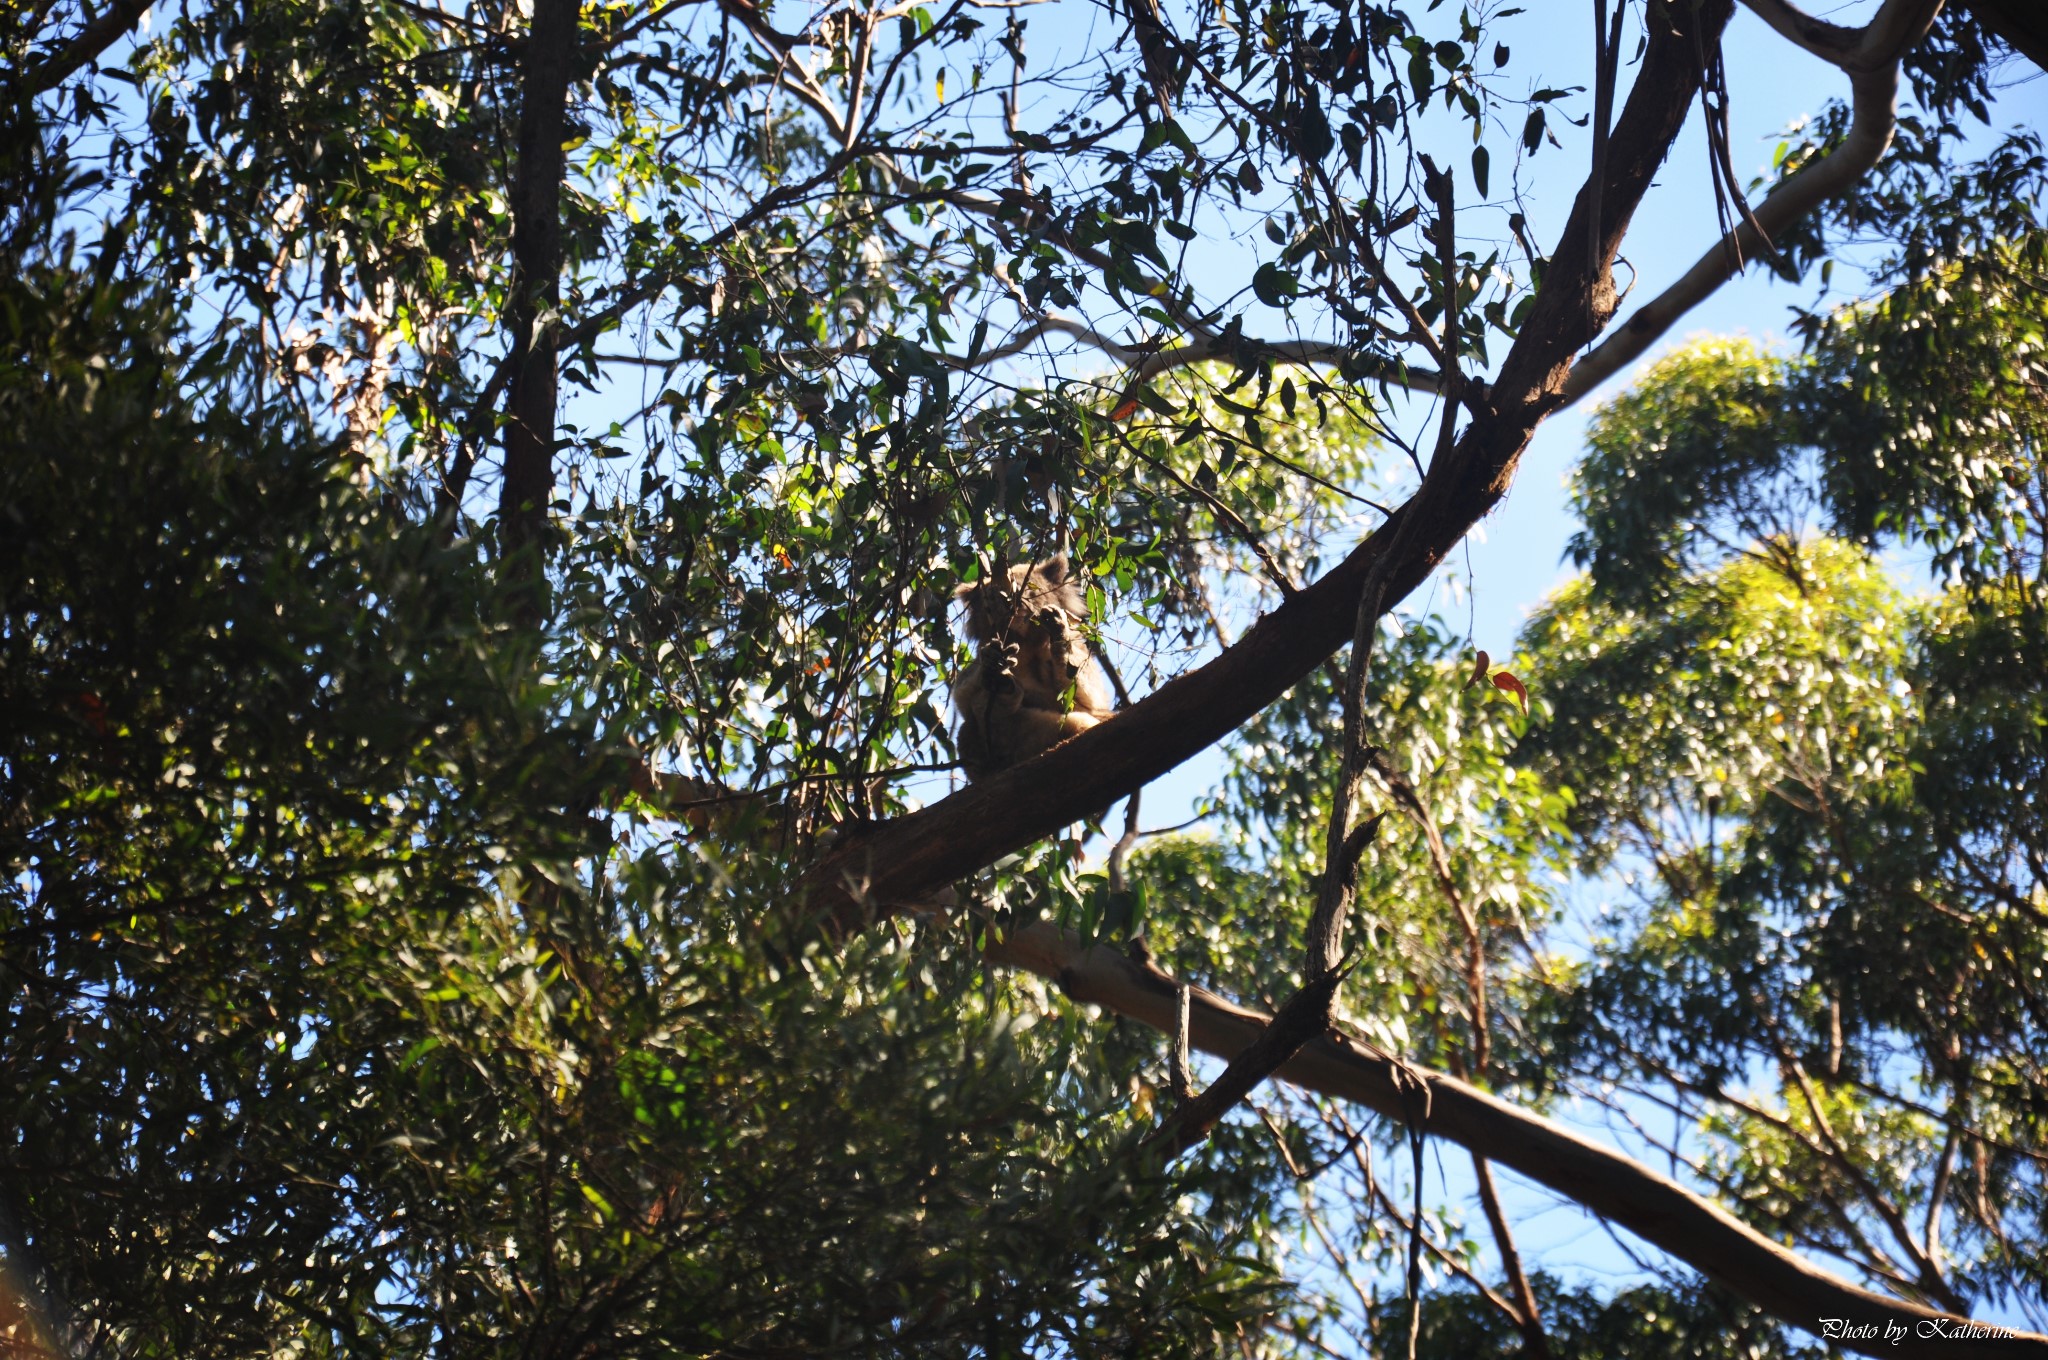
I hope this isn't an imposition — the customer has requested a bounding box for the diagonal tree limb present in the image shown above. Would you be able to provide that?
[777,11,2042,1338]
[1741,0,1941,70]
[587,0,2014,1340]
[741,0,2022,1344]
[797,0,1955,934]
[800,0,1736,933]
[987,920,2048,1360]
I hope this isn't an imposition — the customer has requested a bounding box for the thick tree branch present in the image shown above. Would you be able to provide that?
[774,15,2045,1343]
[1738,0,1868,64]
[987,921,2048,1360]
[802,508,1409,928]
[1959,0,2048,72]
[800,0,1733,932]
[1562,0,1942,403]
[1743,0,1943,71]
[11,0,154,101]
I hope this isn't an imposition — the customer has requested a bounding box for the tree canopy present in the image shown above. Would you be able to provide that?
[3,0,2047,1355]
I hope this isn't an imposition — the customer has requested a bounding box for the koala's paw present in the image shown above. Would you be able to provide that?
[985,640,1022,695]
[1033,607,1083,679]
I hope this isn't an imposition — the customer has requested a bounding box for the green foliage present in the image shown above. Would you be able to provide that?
[1121,611,1571,1083]
[1525,393,2048,1310]
[1522,541,1915,868]
[6,0,2048,1349]
[1569,235,2048,603]
[0,251,1285,1357]
[1568,338,1808,605]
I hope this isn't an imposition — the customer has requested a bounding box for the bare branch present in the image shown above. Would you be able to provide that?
[1122,334,1442,397]
[1474,1153,1550,1359]
[1738,0,1864,65]
[949,314,1147,370]
[1741,0,1943,72]
[1170,983,1192,1099]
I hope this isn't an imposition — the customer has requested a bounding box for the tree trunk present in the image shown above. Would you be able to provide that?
[501,0,578,559]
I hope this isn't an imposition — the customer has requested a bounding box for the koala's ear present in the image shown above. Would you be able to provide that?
[953,578,988,635]
[1033,553,1071,586]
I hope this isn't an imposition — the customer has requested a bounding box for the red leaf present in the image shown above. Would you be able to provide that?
[1490,669,1528,714]
[1465,649,1491,689]
[1109,394,1140,421]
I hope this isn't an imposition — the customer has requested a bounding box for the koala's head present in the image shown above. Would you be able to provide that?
[955,555,1087,645]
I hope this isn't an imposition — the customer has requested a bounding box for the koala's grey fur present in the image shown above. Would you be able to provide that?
[951,555,1115,779]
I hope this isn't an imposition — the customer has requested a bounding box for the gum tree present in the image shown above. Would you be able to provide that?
[4,0,2047,1354]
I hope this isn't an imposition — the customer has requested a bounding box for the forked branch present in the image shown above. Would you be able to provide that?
[1562,0,1943,402]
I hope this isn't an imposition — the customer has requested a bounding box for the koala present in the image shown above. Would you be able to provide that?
[951,555,1116,780]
